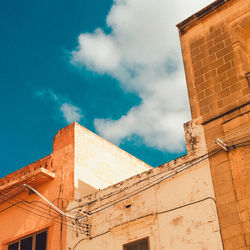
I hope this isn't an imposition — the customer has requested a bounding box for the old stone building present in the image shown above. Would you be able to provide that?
[66,120,223,250]
[66,0,250,249]
[177,0,250,248]
[0,0,249,249]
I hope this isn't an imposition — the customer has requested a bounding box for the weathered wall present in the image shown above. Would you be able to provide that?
[0,157,67,250]
[67,122,223,250]
[178,0,250,123]
[74,123,151,199]
[0,123,77,250]
[178,0,250,249]
[67,160,222,250]
[0,122,152,250]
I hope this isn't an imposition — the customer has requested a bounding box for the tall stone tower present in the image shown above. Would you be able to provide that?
[177,0,250,249]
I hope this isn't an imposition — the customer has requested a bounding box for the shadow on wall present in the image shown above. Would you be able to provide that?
[76,179,98,198]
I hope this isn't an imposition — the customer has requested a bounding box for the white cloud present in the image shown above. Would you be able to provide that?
[71,29,121,73]
[60,103,82,123]
[71,0,213,152]
[35,89,83,124]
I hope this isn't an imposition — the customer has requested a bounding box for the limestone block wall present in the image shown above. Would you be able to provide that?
[177,0,250,249]
[177,0,250,123]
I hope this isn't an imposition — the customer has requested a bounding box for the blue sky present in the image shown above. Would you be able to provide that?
[0,0,213,178]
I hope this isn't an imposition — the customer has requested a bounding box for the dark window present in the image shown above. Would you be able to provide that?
[35,231,47,250]
[8,230,47,250]
[21,236,33,250]
[123,237,149,250]
[247,72,250,86]
[8,242,18,250]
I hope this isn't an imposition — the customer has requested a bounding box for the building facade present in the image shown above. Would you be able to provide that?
[177,0,250,248]
[66,0,250,249]
[0,0,249,249]
[66,121,224,250]
[0,123,150,250]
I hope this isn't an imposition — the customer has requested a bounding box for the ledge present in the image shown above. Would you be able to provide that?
[0,168,55,204]
[177,0,230,34]
[202,101,250,125]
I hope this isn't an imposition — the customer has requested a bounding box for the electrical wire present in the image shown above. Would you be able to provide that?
[1,184,73,225]
[72,196,224,250]
[1,133,249,238]
[206,127,250,149]
[68,149,216,213]
[78,138,250,216]
[0,183,91,234]
[0,182,91,235]
[0,192,77,231]
[0,190,60,218]
[206,126,250,150]
[69,130,250,214]
[0,190,79,233]
[89,148,223,216]
[75,149,218,214]
[0,185,61,218]
[71,139,250,249]
[0,196,78,233]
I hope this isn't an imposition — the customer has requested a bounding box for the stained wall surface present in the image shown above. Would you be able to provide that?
[66,121,224,250]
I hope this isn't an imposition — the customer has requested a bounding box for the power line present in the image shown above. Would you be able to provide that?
[0,192,71,226]
[72,196,225,250]
[0,196,75,230]
[0,185,91,235]
[0,189,58,219]
[0,186,60,218]
[74,148,220,214]
[89,148,223,216]
[0,190,78,233]
[1,184,74,223]
[69,149,216,213]
[71,139,250,249]
[78,138,250,216]
[69,131,250,214]
[206,126,250,150]
[1,134,249,238]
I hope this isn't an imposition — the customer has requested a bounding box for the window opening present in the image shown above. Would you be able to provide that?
[8,243,18,250]
[8,231,47,250]
[20,236,33,250]
[123,237,149,250]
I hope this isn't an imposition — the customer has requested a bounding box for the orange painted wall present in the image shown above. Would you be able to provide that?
[0,122,151,250]
[0,123,76,250]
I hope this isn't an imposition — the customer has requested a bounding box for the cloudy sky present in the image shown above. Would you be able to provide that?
[0,0,213,178]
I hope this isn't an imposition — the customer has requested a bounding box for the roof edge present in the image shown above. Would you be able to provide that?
[177,0,231,34]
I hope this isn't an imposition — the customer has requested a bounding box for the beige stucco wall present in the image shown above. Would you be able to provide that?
[67,159,223,250]
[67,122,224,250]
[74,123,152,199]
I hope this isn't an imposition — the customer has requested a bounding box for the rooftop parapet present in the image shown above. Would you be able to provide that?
[0,154,54,203]
[177,0,230,34]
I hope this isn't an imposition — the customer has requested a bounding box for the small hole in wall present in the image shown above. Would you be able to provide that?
[246,72,250,86]
[125,204,131,208]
